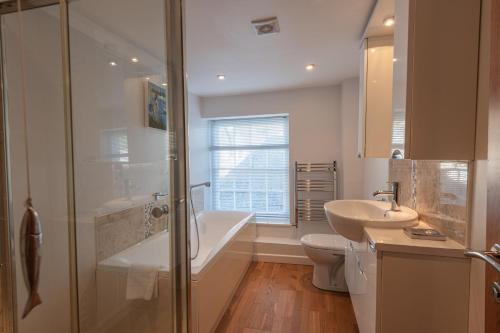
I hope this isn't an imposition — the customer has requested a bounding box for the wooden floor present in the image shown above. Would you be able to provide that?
[215,262,359,333]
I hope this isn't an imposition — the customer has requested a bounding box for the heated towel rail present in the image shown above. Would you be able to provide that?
[294,161,337,227]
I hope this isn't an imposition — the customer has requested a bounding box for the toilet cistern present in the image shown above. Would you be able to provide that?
[373,181,401,212]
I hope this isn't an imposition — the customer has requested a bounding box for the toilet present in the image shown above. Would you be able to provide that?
[300,234,348,292]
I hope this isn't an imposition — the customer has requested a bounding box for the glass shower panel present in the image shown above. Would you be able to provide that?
[0,3,72,332]
[67,1,180,332]
[0,0,188,332]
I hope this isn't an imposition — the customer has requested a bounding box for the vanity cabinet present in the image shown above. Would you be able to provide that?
[391,0,481,160]
[346,236,470,333]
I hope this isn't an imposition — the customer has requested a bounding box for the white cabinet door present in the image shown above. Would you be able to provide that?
[347,238,377,333]
[363,240,378,333]
[392,0,480,160]
[379,253,470,333]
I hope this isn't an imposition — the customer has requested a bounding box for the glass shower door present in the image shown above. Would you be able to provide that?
[0,0,190,332]
[0,2,75,332]
[67,0,190,332]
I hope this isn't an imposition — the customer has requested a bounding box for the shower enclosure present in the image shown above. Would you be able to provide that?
[0,0,191,332]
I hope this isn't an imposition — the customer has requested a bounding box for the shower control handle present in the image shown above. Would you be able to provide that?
[151,204,169,218]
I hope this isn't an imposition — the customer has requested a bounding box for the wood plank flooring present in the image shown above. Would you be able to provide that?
[215,262,359,333]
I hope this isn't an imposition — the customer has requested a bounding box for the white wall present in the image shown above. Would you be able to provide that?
[202,85,342,164]
[201,85,343,236]
[340,78,365,199]
[199,81,379,238]
[187,93,210,208]
[362,158,390,199]
[338,78,389,200]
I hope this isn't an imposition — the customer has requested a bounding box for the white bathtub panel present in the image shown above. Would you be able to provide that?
[192,222,256,333]
[95,269,171,333]
[97,211,255,333]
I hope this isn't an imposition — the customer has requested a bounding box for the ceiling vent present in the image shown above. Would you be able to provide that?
[251,17,280,35]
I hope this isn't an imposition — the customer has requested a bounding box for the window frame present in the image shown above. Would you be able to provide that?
[208,115,290,222]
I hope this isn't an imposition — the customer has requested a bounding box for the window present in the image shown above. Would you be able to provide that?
[210,116,289,220]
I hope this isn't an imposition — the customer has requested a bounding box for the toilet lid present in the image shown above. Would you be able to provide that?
[300,234,346,251]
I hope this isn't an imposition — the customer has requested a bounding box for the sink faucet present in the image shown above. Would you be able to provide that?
[373,182,401,212]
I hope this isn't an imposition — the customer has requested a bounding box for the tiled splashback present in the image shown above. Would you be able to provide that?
[95,186,207,262]
[389,160,471,245]
[95,200,168,261]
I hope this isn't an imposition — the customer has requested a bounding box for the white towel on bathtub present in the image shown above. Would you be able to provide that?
[126,264,160,301]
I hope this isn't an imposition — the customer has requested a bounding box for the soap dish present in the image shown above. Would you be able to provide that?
[403,227,447,241]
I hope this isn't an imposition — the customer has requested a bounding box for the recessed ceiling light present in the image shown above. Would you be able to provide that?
[393,58,397,62]
[383,16,395,27]
[131,57,139,63]
[162,83,167,86]
[217,74,226,80]
[305,64,316,71]
[145,77,150,80]
[109,61,117,66]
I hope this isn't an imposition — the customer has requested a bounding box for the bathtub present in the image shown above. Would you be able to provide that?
[97,211,256,333]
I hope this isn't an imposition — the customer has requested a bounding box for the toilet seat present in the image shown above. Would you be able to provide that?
[300,234,346,254]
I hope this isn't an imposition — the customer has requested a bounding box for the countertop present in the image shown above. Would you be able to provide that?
[364,221,468,258]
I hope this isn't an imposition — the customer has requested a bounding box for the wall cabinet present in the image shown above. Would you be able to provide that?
[360,0,482,160]
[393,0,481,160]
[346,236,470,333]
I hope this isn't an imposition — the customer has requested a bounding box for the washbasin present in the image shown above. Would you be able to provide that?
[324,200,418,242]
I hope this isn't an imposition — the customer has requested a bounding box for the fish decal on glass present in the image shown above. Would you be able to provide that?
[20,200,42,318]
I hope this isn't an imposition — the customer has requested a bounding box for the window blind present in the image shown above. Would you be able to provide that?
[391,108,405,154]
[210,116,289,219]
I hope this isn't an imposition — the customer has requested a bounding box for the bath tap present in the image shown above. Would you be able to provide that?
[373,182,401,212]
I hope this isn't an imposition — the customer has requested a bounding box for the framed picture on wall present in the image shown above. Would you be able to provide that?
[144,81,167,131]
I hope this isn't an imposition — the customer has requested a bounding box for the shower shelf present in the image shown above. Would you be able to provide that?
[294,161,337,227]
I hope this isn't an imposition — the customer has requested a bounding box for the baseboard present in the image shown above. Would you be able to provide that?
[253,253,313,265]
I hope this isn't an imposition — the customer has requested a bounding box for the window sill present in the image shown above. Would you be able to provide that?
[254,217,292,226]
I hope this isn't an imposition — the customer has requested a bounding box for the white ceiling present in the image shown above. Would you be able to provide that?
[364,0,395,38]
[68,0,375,97]
[69,0,166,61]
[185,0,375,96]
